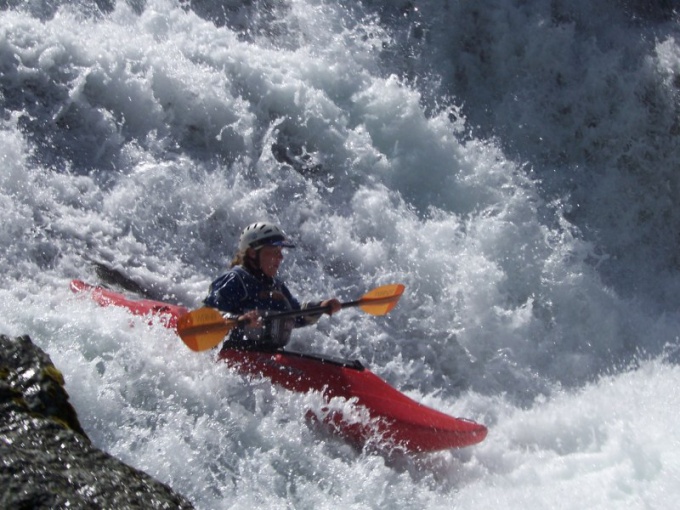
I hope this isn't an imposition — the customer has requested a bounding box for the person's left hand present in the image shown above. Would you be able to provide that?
[321,298,342,315]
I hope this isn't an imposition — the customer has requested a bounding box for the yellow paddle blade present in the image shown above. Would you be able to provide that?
[357,284,405,316]
[176,307,237,352]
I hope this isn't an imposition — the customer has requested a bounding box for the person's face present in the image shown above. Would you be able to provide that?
[256,245,284,277]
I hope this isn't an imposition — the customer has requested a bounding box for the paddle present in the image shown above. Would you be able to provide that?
[177,283,405,352]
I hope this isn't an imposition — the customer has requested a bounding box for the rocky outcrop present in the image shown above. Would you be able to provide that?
[0,334,194,509]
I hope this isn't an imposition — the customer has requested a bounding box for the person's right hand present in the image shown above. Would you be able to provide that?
[239,310,262,328]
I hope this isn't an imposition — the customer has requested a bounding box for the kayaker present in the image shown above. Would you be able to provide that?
[204,222,342,351]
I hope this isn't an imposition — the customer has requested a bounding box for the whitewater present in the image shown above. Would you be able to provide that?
[2,0,680,507]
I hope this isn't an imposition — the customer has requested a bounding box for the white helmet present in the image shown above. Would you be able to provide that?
[238,222,295,252]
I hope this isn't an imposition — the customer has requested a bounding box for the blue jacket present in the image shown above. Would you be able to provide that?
[204,265,317,350]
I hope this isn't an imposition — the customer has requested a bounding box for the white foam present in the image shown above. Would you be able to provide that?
[2,0,679,508]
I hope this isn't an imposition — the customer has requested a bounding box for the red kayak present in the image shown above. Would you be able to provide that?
[70,279,189,329]
[218,349,487,452]
[70,279,488,452]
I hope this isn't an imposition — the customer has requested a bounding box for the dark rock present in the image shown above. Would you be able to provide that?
[0,334,194,509]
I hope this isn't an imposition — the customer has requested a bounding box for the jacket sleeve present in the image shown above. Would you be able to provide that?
[277,282,314,328]
[279,283,328,327]
[301,300,329,325]
[203,271,248,314]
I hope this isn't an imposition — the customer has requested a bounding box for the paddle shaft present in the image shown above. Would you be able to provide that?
[179,295,397,338]
[177,283,405,351]
[240,295,395,323]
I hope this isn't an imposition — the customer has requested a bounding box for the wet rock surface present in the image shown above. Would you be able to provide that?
[0,334,194,509]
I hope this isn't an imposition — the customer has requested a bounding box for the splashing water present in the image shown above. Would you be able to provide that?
[2,0,680,508]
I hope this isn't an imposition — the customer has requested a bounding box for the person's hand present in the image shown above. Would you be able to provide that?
[321,299,342,315]
[239,310,262,327]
